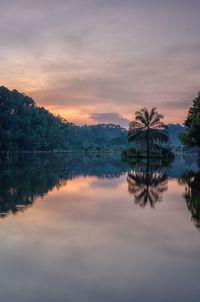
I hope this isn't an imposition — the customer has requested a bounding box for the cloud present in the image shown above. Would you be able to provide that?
[1,0,200,124]
[161,98,194,110]
[90,113,129,128]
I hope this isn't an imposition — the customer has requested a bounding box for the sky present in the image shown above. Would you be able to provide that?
[1,0,200,127]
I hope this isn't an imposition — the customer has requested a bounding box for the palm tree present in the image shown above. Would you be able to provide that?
[128,107,168,159]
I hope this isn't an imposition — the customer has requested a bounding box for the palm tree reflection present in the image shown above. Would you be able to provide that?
[179,171,200,228]
[127,165,168,208]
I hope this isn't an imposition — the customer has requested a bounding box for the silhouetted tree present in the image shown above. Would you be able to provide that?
[128,107,169,159]
[181,92,200,147]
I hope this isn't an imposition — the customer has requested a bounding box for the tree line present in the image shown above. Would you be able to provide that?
[0,85,199,152]
[0,86,127,152]
[0,86,69,151]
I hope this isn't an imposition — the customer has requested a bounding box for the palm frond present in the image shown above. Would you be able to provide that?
[129,121,144,130]
[128,107,169,150]
[148,129,169,144]
[149,107,157,122]
[135,114,147,126]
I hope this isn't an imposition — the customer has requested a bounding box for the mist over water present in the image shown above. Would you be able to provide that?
[0,153,200,302]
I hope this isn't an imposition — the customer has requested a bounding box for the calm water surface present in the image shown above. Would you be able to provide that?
[0,154,200,302]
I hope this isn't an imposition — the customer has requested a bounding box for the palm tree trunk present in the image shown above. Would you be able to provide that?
[146,127,150,161]
[146,137,150,195]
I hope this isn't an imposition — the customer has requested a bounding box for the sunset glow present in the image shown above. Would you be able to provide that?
[1,0,200,125]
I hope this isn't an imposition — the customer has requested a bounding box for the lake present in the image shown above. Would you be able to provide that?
[0,153,200,302]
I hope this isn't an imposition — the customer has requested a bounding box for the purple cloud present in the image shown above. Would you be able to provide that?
[90,113,129,128]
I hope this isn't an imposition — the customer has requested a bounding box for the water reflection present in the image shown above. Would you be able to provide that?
[0,154,200,302]
[0,154,70,217]
[127,167,168,208]
[0,153,129,218]
[1,152,200,225]
[179,170,200,228]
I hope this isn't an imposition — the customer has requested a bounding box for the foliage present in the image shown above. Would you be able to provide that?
[0,86,186,152]
[127,107,169,157]
[0,87,128,152]
[179,132,189,145]
[66,123,128,151]
[183,92,200,147]
[0,86,69,151]
[122,146,174,161]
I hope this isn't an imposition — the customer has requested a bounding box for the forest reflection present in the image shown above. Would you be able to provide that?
[1,153,200,230]
[179,170,200,229]
[0,153,129,218]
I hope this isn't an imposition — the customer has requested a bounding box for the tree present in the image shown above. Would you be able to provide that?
[128,107,168,158]
[0,86,69,151]
[183,92,200,147]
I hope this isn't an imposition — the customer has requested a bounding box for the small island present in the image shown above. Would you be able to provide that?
[122,107,175,163]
